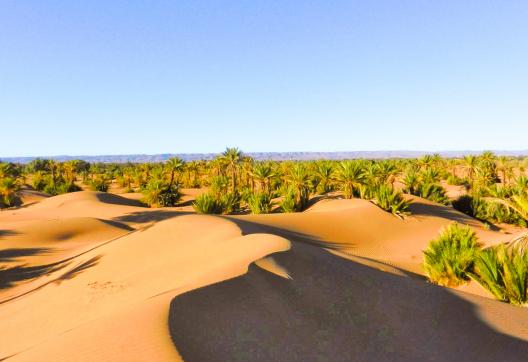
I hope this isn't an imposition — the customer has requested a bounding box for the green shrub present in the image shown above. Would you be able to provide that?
[402,170,420,195]
[247,192,274,214]
[210,175,230,195]
[54,182,81,195]
[335,161,363,199]
[142,179,182,207]
[423,223,479,287]
[193,193,223,214]
[89,177,110,192]
[372,185,410,217]
[32,171,47,191]
[470,244,528,305]
[219,192,240,214]
[192,191,240,214]
[416,182,450,205]
[358,183,378,200]
[453,194,527,227]
[0,177,20,208]
[446,174,464,186]
[40,178,80,196]
[280,190,297,213]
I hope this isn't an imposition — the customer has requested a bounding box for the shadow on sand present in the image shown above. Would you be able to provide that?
[169,219,528,362]
[55,255,102,284]
[225,216,353,250]
[94,192,146,207]
[112,210,191,224]
[408,199,496,227]
[0,230,19,239]
[0,248,102,292]
[0,247,65,289]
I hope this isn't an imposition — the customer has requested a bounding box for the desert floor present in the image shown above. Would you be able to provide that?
[1,190,528,361]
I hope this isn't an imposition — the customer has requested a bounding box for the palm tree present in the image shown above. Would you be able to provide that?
[361,161,377,184]
[419,155,436,170]
[286,163,312,210]
[139,163,152,187]
[252,162,275,194]
[122,167,134,190]
[221,147,242,193]
[315,161,334,194]
[421,168,441,184]
[481,151,496,165]
[185,161,201,187]
[463,155,479,180]
[402,168,420,195]
[335,161,364,199]
[0,163,15,179]
[0,177,19,207]
[490,195,528,223]
[62,160,78,185]
[165,157,185,188]
[48,160,59,186]
[239,156,255,189]
[375,161,398,185]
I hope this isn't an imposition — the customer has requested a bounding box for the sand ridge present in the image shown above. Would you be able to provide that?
[1,191,527,361]
[0,194,291,361]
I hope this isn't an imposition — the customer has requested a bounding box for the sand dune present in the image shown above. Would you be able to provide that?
[1,192,527,361]
[170,242,528,361]
[233,196,507,275]
[0,195,290,361]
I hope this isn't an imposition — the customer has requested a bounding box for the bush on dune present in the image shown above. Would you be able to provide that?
[142,179,182,207]
[423,223,480,287]
[452,194,527,228]
[219,192,240,214]
[247,192,275,214]
[372,184,410,217]
[279,189,297,213]
[469,243,528,306]
[415,182,450,205]
[193,192,223,214]
[89,176,110,192]
[0,177,20,208]
[48,181,81,195]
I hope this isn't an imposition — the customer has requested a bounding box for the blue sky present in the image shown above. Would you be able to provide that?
[1,1,527,156]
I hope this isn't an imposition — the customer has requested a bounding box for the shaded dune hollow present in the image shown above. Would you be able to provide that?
[169,241,528,362]
[2,192,528,361]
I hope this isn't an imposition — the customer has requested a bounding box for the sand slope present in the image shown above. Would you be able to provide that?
[1,192,528,361]
[169,242,528,361]
[0,194,290,361]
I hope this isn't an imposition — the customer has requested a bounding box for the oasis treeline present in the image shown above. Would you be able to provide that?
[1,148,528,226]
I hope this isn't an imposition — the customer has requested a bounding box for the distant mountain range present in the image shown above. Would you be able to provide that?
[2,150,528,164]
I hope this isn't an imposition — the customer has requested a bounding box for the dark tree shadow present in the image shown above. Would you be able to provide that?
[169,239,528,361]
[0,246,101,291]
[0,260,68,290]
[408,199,490,226]
[95,193,147,207]
[113,210,191,223]
[55,255,102,284]
[0,230,19,239]
[0,248,51,263]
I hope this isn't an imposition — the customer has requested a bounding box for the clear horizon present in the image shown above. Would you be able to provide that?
[1,1,527,156]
